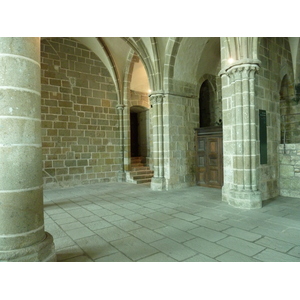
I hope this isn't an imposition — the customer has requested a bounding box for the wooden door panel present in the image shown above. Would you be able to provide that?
[196,132,223,189]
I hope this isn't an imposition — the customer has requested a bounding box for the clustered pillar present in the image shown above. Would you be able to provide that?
[0,37,56,261]
[222,63,262,208]
[150,93,165,190]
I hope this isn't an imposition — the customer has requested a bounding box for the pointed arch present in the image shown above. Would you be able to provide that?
[121,37,162,92]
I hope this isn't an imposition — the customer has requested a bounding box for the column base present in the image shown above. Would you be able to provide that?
[0,232,56,262]
[226,189,262,209]
[151,177,165,191]
[117,171,126,182]
[222,186,262,209]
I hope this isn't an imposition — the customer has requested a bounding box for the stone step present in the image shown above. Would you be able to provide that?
[127,157,153,184]
[130,170,154,176]
[131,157,144,163]
[135,178,152,184]
[131,166,151,171]
[132,173,154,180]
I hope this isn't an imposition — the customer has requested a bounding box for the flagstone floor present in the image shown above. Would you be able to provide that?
[43,182,300,262]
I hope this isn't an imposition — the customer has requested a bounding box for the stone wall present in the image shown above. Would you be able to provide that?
[256,37,293,200]
[41,37,120,188]
[163,94,199,189]
[278,144,300,197]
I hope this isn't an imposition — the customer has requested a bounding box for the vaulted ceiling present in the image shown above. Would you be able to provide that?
[69,37,300,98]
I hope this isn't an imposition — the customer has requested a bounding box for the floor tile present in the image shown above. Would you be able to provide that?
[222,227,262,242]
[86,220,112,231]
[155,226,195,243]
[130,227,164,243]
[60,222,85,231]
[188,227,228,242]
[65,227,95,240]
[67,208,94,218]
[53,235,76,250]
[136,218,166,230]
[145,212,173,221]
[192,219,231,231]
[221,219,258,231]
[184,253,217,262]
[253,249,300,262]
[63,255,93,262]
[111,219,142,231]
[75,235,117,260]
[138,253,176,262]
[95,252,132,262]
[151,238,196,261]
[110,236,158,261]
[172,212,200,222]
[184,237,228,258]
[54,216,78,225]
[56,245,85,262]
[94,226,130,242]
[217,236,265,256]
[255,236,295,253]
[162,218,198,231]
[216,250,261,262]
[288,246,300,258]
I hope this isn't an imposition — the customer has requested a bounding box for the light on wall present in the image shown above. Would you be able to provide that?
[228,58,234,64]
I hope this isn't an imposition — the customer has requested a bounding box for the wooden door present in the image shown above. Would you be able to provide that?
[196,129,223,188]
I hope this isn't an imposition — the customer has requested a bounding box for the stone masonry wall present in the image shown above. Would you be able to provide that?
[256,37,293,200]
[278,144,300,197]
[41,37,120,188]
[163,94,199,189]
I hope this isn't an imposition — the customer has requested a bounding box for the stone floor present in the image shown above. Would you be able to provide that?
[43,182,300,262]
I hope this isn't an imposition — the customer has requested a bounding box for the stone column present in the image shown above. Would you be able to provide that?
[0,37,56,261]
[221,63,262,209]
[116,104,126,181]
[150,93,165,190]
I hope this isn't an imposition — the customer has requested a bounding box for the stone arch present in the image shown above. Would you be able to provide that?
[122,50,151,171]
[122,37,161,92]
[163,37,183,92]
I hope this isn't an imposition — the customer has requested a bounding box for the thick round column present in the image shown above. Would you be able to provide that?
[0,37,56,261]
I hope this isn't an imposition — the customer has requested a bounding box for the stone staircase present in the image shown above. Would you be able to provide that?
[126,157,154,184]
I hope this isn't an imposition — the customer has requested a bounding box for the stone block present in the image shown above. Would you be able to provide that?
[280,165,294,177]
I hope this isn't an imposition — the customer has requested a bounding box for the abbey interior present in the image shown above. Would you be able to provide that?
[1,37,300,262]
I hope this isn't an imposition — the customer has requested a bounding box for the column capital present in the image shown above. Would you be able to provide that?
[116,104,125,111]
[149,92,165,105]
[219,59,261,77]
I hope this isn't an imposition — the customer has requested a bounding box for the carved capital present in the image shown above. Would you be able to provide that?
[150,93,164,105]
[225,63,259,84]
[116,104,125,111]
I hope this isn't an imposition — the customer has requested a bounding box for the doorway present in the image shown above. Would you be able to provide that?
[130,106,149,160]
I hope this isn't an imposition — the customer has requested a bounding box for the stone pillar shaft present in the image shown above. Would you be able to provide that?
[0,37,56,261]
[150,93,165,190]
[116,104,126,181]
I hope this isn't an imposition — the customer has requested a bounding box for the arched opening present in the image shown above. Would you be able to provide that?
[280,74,295,144]
[199,80,215,127]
